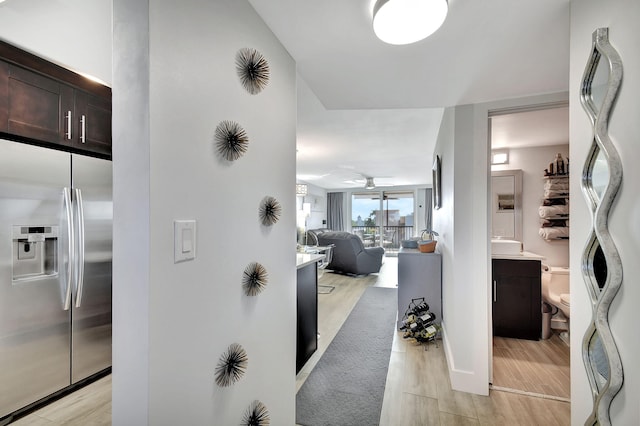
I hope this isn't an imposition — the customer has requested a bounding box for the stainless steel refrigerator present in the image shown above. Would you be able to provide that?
[0,139,112,419]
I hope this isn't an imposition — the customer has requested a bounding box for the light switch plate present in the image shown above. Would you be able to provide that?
[174,220,196,263]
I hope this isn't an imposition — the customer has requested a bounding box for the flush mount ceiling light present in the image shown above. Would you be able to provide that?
[364,177,376,190]
[373,0,448,45]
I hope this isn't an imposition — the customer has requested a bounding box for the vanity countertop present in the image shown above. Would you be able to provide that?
[296,253,325,269]
[491,251,545,261]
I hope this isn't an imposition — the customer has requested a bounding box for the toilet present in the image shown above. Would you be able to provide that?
[541,264,570,319]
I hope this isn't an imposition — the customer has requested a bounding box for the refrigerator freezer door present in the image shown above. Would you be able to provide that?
[0,140,72,417]
[70,155,112,383]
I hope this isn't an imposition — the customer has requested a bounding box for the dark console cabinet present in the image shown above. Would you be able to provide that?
[296,262,318,373]
[492,259,541,340]
[0,40,111,158]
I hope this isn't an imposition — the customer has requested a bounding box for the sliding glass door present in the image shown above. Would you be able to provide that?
[351,193,380,248]
[351,191,415,254]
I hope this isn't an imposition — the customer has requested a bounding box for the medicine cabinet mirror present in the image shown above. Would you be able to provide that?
[490,169,522,241]
[579,27,623,426]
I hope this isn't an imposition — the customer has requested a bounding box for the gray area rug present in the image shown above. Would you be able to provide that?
[296,286,397,426]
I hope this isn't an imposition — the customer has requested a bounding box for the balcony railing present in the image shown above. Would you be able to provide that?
[351,225,415,253]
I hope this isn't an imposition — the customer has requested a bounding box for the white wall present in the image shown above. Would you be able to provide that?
[112,1,149,424]
[433,104,490,394]
[493,144,570,267]
[114,0,297,424]
[570,2,640,424]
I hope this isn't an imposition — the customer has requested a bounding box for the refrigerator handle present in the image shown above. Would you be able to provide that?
[63,187,73,311]
[74,188,86,308]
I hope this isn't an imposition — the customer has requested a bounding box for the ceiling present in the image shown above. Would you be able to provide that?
[249,0,571,189]
[491,106,569,150]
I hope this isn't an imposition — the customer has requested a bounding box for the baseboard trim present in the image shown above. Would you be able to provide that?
[441,323,490,396]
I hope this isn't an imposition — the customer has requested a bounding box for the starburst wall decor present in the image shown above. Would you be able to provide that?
[235,47,270,95]
[258,196,282,226]
[242,262,268,296]
[215,343,248,387]
[242,400,270,426]
[215,120,249,161]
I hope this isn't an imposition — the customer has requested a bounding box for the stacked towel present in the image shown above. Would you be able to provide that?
[542,219,569,228]
[539,227,569,240]
[544,179,569,190]
[544,189,569,198]
[540,177,570,240]
[543,197,567,206]
[539,205,569,218]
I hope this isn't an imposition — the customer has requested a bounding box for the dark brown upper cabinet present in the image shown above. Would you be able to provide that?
[0,40,111,159]
[0,61,8,133]
[73,88,112,157]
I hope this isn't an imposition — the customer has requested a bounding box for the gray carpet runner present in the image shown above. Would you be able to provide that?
[296,286,397,426]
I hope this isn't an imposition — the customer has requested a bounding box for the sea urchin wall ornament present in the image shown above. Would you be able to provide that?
[242,262,268,296]
[215,343,248,387]
[259,196,282,226]
[215,120,249,161]
[242,400,271,426]
[235,47,270,95]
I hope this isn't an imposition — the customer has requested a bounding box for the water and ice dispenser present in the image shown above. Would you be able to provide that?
[12,225,58,282]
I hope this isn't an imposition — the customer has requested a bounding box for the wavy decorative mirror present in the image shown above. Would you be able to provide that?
[579,27,623,426]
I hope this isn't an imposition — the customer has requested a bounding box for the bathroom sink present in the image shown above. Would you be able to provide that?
[491,239,522,255]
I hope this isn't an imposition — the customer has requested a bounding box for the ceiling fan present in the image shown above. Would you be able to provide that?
[364,177,376,189]
[358,176,394,189]
[337,167,394,189]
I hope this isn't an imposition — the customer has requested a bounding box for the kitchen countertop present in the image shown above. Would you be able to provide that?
[296,253,325,269]
[491,251,545,261]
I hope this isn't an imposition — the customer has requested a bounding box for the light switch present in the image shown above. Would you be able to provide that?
[182,228,193,253]
[174,220,196,263]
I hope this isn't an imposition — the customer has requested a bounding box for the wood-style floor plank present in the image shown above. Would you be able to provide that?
[492,335,570,400]
[11,375,111,426]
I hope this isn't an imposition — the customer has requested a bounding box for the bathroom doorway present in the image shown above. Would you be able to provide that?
[488,102,571,401]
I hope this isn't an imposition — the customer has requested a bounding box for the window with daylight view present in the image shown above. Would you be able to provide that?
[351,191,414,254]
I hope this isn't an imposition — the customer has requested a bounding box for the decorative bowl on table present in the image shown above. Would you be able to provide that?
[418,240,437,253]
[401,238,420,249]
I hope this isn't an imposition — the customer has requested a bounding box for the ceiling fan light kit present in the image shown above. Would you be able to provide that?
[373,0,448,45]
[364,177,376,189]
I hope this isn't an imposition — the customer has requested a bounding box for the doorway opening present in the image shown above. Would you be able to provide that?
[488,102,571,401]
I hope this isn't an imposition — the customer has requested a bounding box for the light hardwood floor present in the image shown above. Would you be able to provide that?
[492,335,570,401]
[13,256,570,425]
[11,375,111,426]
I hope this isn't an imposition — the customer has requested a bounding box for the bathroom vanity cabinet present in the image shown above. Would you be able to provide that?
[492,258,542,340]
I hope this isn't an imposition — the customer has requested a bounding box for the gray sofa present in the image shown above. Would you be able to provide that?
[316,231,385,276]
[306,228,330,246]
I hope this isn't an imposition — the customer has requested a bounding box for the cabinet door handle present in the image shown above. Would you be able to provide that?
[65,111,72,140]
[493,280,497,303]
[80,115,86,143]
